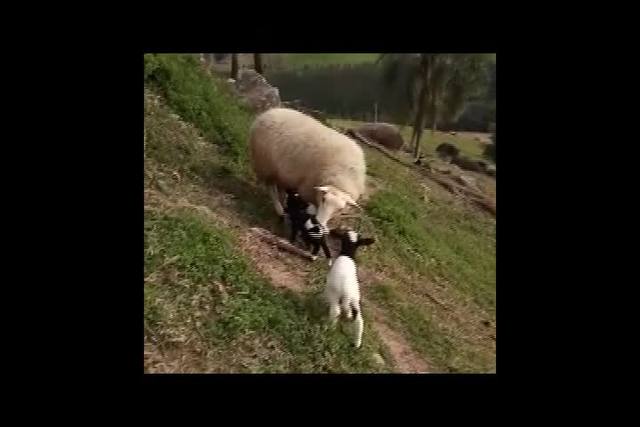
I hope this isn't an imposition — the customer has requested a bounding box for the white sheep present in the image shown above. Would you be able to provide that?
[249,108,366,229]
[325,229,375,348]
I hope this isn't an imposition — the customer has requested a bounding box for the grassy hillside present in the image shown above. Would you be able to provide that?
[144,54,496,373]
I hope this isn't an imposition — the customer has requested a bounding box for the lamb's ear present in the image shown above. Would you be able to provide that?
[358,237,375,246]
[314,186,330,195]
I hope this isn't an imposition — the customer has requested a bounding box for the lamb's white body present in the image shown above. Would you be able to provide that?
[325,256,363,348]
[249,108,366,225]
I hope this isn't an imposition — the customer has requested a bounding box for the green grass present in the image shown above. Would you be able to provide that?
[144,70,390,372]
[364,148,496,314]
[329,118,488,160]
[276,54,379,69]
[144,87,278,231]
[144,54,252,167]
[354,146,496,372]
[144,208,389,373]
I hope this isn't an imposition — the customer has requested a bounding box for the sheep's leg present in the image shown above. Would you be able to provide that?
[289,225,298,244]
[269,184,285,217]
[328,303,341,328]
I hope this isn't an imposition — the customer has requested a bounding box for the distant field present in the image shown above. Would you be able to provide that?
[275,54,379,68]
[329,118,490,161]
[207,53,379,74]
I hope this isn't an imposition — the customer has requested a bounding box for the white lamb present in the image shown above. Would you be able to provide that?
[249,108,366,229]
[325,229,375,349]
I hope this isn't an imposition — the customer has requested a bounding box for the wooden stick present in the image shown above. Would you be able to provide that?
[346,130,415,168]
[248,227,315,260]
[422,170,496,216]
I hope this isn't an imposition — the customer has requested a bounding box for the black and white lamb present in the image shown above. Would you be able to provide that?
[325,229,375,349]
[284,190,332,263]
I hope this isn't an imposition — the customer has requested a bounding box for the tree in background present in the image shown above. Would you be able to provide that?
[231,54,239,80]
[379,54,492,160]
[254,53,264,74]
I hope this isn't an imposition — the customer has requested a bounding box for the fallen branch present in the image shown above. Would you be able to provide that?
[249,227,315,260]
[345,129,415,168]
[422,170,496,216]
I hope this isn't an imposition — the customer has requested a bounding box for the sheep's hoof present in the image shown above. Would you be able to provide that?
[328,259,333,267]
[311,255,318,261]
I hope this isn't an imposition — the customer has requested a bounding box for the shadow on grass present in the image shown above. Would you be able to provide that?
[189,159,287,235]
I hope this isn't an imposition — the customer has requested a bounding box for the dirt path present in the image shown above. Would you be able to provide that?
[238,229,313,293]
[366,304,431,373]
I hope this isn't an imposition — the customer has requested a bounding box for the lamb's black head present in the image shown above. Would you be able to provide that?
[285,190,308,214]
[330,228,375,259]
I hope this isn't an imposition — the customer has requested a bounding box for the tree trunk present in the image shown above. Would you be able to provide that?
[254,53,263,74]
[430,87,438,138]
[231,54,239,80]
[412,79,429,159]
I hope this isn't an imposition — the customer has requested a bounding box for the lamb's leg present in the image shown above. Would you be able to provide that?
[329,302,341,328]
[320,238,332,266]
[353,302,363,349]
[310,240,320,261]
[269,184,285,217]
[289,225,298,244]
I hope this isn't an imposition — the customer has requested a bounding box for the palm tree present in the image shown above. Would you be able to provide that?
[379,54,491,160]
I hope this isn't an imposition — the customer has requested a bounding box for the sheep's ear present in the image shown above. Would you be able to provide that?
[339,191,360,208]
[358,237,375,246]
[345,196,362,210]
[314,186,330,194]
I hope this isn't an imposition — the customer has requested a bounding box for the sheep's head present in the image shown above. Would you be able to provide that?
[314,186,360,228]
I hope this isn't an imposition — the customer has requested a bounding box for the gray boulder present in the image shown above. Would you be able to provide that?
[234,69,281,113]
[354,123,404,151]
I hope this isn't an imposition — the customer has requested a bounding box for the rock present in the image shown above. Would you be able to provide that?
[435,142,460,162]
[234,69,281,113]
[354,123,404,151]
